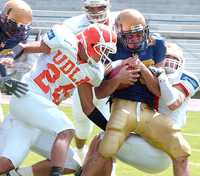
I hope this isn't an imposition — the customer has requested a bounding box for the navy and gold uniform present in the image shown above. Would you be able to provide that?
[0,0,32,123]
[0,0,32,77]
[110,35,165,108]
[0,26,27,76]
[99,9,191,160]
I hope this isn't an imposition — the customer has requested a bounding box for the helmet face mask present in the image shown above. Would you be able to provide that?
[115,9,149,53]
[163,43,184,84]
[0,13,31,39]
[0,0,32,40]
[117,24,149,53]
[163,43,185,78]
[93,42,116,69]
[164,55,183,74]
[83,0,110,23]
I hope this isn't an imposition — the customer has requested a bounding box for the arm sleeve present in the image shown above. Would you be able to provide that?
[87,107,107,130]
[158,72,179,106]
[177,72,200,97]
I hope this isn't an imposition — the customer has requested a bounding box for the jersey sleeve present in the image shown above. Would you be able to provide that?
[178,72,200,97]
[42,24,78,51]
[63,18,77,33]
[80,62,105,87]
[153,36,166,64]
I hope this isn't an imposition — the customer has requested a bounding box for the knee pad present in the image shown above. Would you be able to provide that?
[99,129,126,158]
[57,129,75,141]
[99,99,136,158]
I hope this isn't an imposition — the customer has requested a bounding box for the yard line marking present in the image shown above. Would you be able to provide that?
[192,148,200,152]
[189,115,200,117]
[189,162,200,166]
[183,132,200,137]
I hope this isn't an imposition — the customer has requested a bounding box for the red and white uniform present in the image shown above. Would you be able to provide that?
[63,13,117,139]
[158,70,200,127]
[0,24,104,168]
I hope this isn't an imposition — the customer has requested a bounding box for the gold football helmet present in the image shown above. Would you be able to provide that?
[115,9,149,53]
[0,0,32,39]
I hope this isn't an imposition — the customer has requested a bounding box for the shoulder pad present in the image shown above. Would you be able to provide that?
[150,34,166,64]
[63,15,89,34]
[43,24,78,51]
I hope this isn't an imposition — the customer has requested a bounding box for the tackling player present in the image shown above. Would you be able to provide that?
[63,0,117,162]
[77,9,192,176]
[77,42,199,176]
[117,42,199,173]
[0,23,119,176]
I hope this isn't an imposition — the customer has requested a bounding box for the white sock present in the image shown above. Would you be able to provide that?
[111,161,116,176]
[17,167,33,176]
[75,145,88,165]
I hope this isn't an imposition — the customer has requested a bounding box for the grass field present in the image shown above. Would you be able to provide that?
[2,104,200,176]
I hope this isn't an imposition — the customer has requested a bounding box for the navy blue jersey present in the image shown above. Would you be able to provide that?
[0,27,26,76]
[0,28,26,51]
[109,35,166,108]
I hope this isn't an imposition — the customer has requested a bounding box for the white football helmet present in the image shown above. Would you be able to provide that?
[164,43,184,83]
[83,0,110,23]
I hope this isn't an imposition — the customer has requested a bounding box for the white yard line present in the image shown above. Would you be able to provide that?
[183,132,200,137]
[189,162,200,167]
[192,148,200,152]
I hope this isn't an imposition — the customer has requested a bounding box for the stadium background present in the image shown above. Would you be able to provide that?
[1,0,200,96]
[1,0,200,175]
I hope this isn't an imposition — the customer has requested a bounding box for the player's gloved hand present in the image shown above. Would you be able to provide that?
[149,66,165,77]
[0,44,24,64]
[0,76,29,97]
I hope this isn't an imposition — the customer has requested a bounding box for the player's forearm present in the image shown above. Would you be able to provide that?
[158,73,185,110]
[21,41,50,54]
[140,66,161,96]
[95,77,121,99]
[167,94,185,111]
[78,84,108,131]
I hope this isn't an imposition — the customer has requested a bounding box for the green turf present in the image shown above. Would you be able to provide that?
[1,105,200,176]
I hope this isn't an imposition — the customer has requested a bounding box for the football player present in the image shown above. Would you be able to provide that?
[63,0,117,162]
[77,42,200,176]
[0,0,32,123]
[76,9,192,176]
[0,23,119,176]
[117,42,199,173]
[63,0,115,33]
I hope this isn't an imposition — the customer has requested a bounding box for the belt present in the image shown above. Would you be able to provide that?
[112,98,152,122]
[136,102,152,122]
